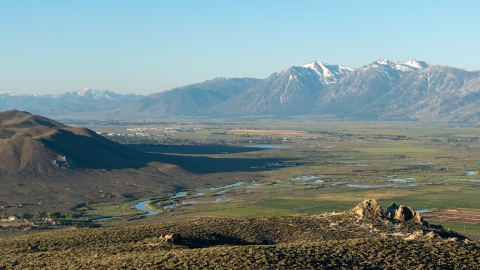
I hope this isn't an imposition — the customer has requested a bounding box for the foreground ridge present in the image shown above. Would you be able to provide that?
[1,199,478,269]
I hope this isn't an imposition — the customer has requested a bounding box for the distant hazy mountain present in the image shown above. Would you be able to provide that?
[118,77,261,116]
[0,88,144,117]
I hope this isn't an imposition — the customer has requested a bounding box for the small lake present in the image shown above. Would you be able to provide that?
[347,184,391,189]
[289,175,322,181]
[245,145,287,149]
[390,178,415,183]
[170,191,188,199]
[204,182,244,191]
[163,204,179,210]
[465,170,477,176]
[416,209,434,213]
[411,161,434,166]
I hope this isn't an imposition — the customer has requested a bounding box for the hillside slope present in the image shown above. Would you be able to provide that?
[118,77,261,116]
[0,110,282,211]
[0,199,476,269]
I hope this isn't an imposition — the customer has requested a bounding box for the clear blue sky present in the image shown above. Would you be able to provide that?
[1,1,479,95]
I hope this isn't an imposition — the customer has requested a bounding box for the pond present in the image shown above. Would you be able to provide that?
[203,182,244,191]
[415,209,434,213]
[465,171,477,176]
[289,175,322,181]
[390,178,415,183]
[163,204,179,210]
[170,191,188,199]
[411,161,434,166]
[346,184,392,189]
[245,145,287,149]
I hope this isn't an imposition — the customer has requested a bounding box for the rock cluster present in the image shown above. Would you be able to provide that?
[353,199,385,220]
[385,203,424,224]
[353,199,424,224]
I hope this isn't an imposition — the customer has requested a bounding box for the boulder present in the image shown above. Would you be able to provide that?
[159,234,182,244]
[385,203,423,223]
[413,212,424,224]
[353,199,384,220]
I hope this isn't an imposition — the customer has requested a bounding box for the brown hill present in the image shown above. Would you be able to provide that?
[0,110,278,213]
[0,110,151,174]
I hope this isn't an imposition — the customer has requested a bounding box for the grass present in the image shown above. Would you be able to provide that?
[91,200,146,217]
[355,147,438,153]
[429,221,480,232]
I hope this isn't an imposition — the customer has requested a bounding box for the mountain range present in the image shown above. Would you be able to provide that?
[3,59,480,122]
[0,88,144,117]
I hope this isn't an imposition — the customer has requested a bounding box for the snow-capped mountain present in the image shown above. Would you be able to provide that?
[365,59,430,72]
[4,59,480,123]
[302,61,354,84]
[206,59,480,122]
[313,60,480,121]
[0,88,144,117]
[65,88,122,99]
[210,62,354,116]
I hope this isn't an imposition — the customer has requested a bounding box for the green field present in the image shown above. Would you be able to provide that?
[69,120,480,231]
[2,120,479,231]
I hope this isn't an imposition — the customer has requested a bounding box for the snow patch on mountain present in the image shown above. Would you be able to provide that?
[69,88,120,100]
[302,61,354,84]
[403,59,430,70]
[367,59,430,72]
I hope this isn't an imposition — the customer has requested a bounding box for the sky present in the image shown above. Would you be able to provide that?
[1,1,480,95]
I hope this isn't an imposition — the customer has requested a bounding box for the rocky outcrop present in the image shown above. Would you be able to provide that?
[404,230,438,241]
[158,234,182,244]
[352,200,426,225]
[353,199,385,220]
[385,203,424,224]
[53,155,75,169]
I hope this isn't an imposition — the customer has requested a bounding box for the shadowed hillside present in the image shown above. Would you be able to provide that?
[0,110,152,174]
[0,110,287,212]
[0,110,286,174]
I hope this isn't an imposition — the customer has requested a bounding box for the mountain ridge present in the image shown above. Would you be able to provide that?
[117,77,261,116]
[0,88,145,117]
[3,59,480,122]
